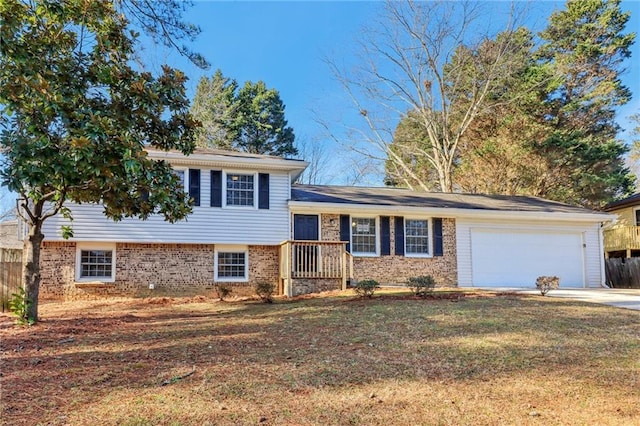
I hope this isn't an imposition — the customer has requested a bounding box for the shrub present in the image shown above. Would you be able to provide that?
[353,279,380,298]
[536,276,560,296]
[215,284,233,301]
[9,287,35,326]
[406,275,436,296]
[255,281,275,303]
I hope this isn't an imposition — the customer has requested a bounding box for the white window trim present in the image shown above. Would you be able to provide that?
[633,207,640,226]
[173,167,189,192]
[404,217,433,258]
[350,216,379,257]
[214,245,249,282]
[75,243,116,283]
[222,171,258,209]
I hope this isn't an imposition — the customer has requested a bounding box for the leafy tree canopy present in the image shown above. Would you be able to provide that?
[385,0,635,208]
[0,0,198,321]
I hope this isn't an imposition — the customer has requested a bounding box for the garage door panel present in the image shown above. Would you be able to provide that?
[471,230,584,287]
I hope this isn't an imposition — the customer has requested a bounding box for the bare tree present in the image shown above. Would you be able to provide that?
[326,0,526,192]
[295,137,332,185]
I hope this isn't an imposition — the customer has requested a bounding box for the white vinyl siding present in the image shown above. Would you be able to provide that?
[43,170,291,245]
[456,219,603,288]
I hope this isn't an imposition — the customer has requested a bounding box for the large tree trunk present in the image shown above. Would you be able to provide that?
[22,220,44,322]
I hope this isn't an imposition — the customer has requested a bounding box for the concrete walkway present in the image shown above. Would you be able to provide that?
[473,288,640,311]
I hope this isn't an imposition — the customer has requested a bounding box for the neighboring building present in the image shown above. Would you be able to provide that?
[34,148,612,300]
[0,220,23,250]
[603,193,640,258]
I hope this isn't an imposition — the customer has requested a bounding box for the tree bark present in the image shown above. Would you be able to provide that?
[22,221,44,322]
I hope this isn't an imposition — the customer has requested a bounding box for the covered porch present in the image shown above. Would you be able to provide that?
[279,240,353,297]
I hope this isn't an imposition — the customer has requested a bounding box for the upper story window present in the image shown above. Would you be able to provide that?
[351,217,377,255]
[405,219,430,256]
[226,173,255,207]
[173,168,188,191]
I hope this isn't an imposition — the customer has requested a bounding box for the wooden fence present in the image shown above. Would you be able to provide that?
[605,257,640,289]
[1,248,23,312]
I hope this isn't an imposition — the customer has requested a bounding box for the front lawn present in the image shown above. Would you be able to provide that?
[1,290,639,425]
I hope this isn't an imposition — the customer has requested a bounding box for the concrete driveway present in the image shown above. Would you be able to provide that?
[477,288,640,311]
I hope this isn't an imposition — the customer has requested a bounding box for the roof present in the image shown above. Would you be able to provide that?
[291,184,605,216]
[604,193,640,211]
[146,147,308,180]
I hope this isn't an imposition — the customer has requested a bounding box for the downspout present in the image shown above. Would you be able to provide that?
[599,222,609,288]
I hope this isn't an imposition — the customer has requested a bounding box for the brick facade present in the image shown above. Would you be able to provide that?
[39,242,279,300]
[320,214,457,287]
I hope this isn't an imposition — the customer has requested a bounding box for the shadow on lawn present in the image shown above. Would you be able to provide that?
[2,295,639,424]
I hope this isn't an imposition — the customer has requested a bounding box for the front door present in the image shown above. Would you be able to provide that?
[293,215,319,275]
[294,214,319,240]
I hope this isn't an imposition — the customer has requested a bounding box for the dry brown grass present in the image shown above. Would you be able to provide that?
[1,290,639,425]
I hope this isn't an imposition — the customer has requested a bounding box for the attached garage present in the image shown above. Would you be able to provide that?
[457,217,609,289]
[470,229,585,287]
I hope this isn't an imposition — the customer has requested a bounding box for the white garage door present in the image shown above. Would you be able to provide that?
[471,229,584,287]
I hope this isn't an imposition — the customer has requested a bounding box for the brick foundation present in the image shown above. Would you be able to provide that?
[291,278,342,296]
[39,242,279,300]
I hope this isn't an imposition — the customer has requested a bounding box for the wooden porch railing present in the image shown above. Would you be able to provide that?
[604,226,640,256]
[279,241,351,296]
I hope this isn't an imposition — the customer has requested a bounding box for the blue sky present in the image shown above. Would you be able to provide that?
[144,0,640,185]
[1,1,639,213]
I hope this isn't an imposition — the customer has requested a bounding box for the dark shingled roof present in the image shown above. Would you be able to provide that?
[604,193,640,211]
[291,184,601,215]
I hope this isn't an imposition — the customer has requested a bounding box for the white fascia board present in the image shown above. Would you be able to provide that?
[147,150,308,178]
[288,201,615,224]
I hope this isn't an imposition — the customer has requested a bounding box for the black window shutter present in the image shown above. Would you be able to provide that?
[380,216,390,256]
[433,218,443,256]
[394,216,405,256]
[258,173,270,209]
[340,215,351,253]
[188,169,201,206]
[210,170,222,207]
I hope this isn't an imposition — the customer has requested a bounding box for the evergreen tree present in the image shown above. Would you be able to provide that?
[191,77,297,157]
[235,81,297,157]
[190,70,239,149]
[533,0,635,207]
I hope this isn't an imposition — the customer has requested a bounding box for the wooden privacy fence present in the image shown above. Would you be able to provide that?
[1,249,22,312]
[605,257,640,289]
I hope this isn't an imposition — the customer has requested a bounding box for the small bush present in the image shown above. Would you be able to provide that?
[9,287,35,326]
[215,284,233,301]
[406,275,436,296]
[255,281,275,303]
[536,276,560,296]
[353,279,380,298]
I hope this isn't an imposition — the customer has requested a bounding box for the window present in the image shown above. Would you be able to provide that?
[405,219,430,256]
[351,217,377,255]
[76,244,116,282]
[215,247,248,282]
[173,168,188,191]
[226,173,254,207]
[635,208,640,226]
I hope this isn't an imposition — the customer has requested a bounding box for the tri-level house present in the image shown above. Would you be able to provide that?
[38,148,612,300]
